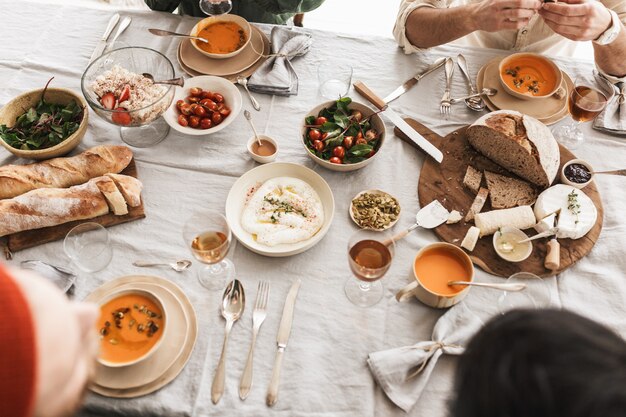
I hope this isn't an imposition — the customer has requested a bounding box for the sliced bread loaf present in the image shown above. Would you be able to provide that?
[463,165,482,194]
[484,171,537,209]
[466,110,559,189]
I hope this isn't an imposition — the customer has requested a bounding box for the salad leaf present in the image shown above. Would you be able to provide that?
[348,144,373,157]
[305,115,316,125]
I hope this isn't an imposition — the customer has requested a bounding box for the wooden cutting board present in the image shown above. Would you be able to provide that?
[4,158,145,256]
[395,119,604,278]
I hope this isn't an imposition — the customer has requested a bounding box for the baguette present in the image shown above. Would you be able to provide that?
[95,177,128,215]
[0,145,133,199]
[105,173,142,207]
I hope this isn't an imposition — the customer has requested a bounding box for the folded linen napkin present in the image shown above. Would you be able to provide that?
[593,81,626,135]
[367,302,484,413]
[247,26,313,96]
[20,260,76,294]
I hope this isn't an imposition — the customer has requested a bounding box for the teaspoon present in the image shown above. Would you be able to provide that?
[212,279,245,404]
[448,280,527,292]
[133,259,192,272]
[142,73,185,87]
[450,88,497,104]
[237,76,260,111]
[148,28,208,43]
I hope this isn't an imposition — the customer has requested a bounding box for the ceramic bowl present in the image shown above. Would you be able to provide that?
[247,134,278,164]
[349,189,401,231]
[164,75,242,136]
[560,158,594,189]
[498,53,563,101]
[225,162,335,257]
[492,226,533,263]
[96,288,168,368]
[0,87,88,160]
[190,14,252,60]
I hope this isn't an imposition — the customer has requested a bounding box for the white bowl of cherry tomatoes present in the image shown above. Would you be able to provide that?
[164,75,242,136]
[302,98,385,172]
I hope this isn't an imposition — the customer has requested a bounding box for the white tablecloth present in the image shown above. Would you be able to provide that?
[2,2,626,416]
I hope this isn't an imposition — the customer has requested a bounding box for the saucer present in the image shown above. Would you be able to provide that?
[477,56,572,125]
[179,24,268,77]
[86,276,198,398]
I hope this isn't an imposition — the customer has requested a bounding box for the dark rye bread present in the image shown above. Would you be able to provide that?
[466,110,559,189]
[484,171,537,209]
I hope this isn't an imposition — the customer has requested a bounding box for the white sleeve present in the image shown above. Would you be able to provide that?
[393,0,443,54]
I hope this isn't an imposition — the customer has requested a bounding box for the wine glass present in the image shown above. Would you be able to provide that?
[553,74,614,150]
[345,229,395,307]
[183,210,234,290]
[199,0,232,15]
[497,272,552,314]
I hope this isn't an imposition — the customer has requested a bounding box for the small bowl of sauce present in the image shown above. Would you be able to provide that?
[247,134,278,164]
[561,158,594,189]
[493,226,533,263]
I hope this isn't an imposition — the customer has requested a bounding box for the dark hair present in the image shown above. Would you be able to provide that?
[450,309,626,417]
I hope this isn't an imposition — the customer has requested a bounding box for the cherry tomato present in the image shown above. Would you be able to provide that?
[332,146,345,159]
[219,107,231,117]
[189,115,200,128]
[321,132,328,140]
[329,156,342,164]
[315,116,327,125]
[176,99,185,109]
[180,104,192,116]
[356,131,363,139]
[211,112,222,124]
[367,150,376,158]
[356,137,367,145]
[200,99,217,110]
[200,117,213,129]
[365,129,378,141]
[351,110,363,122]
[189,104,198,113]
[308,129,321,141]
[194,105,207,117]
[213,93,224,103]
[312,140,324,152]
[177,114,189,127]
[343,136,354,149]
[189,87,203,97]
[111,107,131,126]
[188,96,200,103]
[201,91,215,100]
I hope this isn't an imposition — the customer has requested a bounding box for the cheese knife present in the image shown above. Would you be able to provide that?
[354,81,444,163]
[266,279,301,407]
[89,13,120,64]
[544,213,560,270]
[382,58,446,104]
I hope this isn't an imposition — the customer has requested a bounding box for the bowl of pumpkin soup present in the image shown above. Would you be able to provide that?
[96,289,167,367]
[396,243,474,308]
[498,53,563,100]
[190,14,252,59]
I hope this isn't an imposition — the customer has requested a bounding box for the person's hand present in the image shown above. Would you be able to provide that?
[471,0,543,32]
[539,0,613,41]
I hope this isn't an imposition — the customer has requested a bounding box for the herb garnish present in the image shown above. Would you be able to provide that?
[567,190,581,224]
[0,77,84,151]
[264,196,308,223]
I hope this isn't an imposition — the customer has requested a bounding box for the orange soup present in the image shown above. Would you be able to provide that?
[196,21,247,54]
[501,56,558,97]
[414,247,471,296]
[97,293,164,364]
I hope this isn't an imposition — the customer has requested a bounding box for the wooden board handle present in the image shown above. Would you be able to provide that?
[353,81,387,110]
[545,238,560,270]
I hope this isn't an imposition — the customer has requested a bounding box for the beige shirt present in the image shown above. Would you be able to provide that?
[394,0,626,57]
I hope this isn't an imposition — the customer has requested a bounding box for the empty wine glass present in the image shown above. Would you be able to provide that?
[199,0,232,15]
[553,74,614,150]
[183,210,234,289]
[345,229,395,307]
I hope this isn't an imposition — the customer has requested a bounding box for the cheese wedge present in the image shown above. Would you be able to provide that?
[534,184,597,239]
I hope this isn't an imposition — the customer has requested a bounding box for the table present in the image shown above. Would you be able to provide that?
[2,2,626,416]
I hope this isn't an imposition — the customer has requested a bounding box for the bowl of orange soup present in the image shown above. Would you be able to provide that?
[498,53,563,100]
[96,289,167,367]
[396,242,474,308]
[190,14,252,59]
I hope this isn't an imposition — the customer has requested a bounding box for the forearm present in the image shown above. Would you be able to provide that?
[405,5,479,49]
[594,27,626,77]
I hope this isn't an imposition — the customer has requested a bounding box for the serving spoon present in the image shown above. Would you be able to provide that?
[212,279,245,404]
[142,73,185,87]
[148,28,208,43]
[448,281,527,291]
[133,259,192,272]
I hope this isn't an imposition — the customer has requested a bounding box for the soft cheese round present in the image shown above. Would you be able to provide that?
[534,184,597,239]
[241,177,324,246]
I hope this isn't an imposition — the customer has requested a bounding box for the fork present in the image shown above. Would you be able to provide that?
[439,57,454,118]
[239,280,270,400]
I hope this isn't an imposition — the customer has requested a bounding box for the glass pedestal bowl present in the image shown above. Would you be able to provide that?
[81,47,176,148]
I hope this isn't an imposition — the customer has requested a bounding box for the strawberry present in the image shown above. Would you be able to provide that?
[111,107,131,126]
[100,92,116,110]
[118,84,131,103]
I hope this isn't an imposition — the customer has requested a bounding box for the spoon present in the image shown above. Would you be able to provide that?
[148,28,208,43]
[133,259,192,272]
[142,73,185,87]
[244,110,263,147]
[237,76,260,111]
[592,169,626,176]
[211,279,245,404]
[457,54,486,111]
[450,88,497,104]
[448,281,527,292]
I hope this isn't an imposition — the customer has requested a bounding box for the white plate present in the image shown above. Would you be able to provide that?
[163,75,243,136]
[225,162,335,257]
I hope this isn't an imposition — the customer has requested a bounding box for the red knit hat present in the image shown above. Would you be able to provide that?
[0,264,36,417]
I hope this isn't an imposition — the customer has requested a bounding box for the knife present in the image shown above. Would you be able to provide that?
[544,213,560,271]
[108,16,132,48]
[383,57,446,104]
[354,81,444,163]
[89,13,120,64]
[266,279,301,407]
